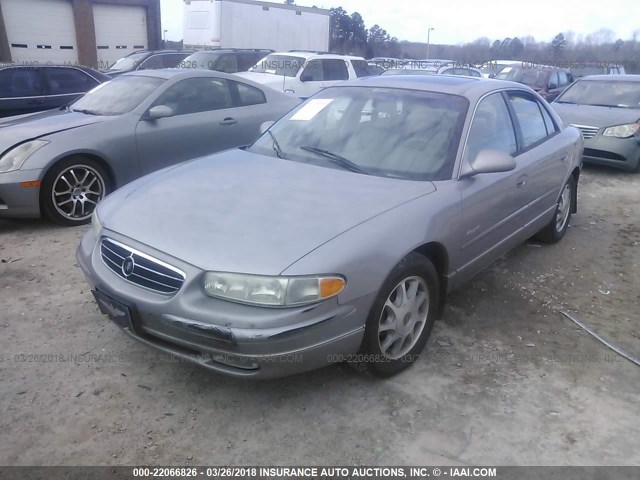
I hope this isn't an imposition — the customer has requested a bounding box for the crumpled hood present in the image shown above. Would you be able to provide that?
[552,103,640,129]
[0,109,103,154]
[100,149,436,274]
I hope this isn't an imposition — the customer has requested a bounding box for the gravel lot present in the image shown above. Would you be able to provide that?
[0,165,638,466]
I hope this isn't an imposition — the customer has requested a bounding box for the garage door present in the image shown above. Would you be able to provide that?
[93,4,148,70]
[1,0,78,64]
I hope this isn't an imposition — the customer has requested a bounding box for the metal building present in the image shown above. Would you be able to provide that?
[0,0,162,69]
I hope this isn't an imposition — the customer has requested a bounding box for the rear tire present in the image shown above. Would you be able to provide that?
[359,253,439,378]
[41,157,110,226]
[535,175,575,244]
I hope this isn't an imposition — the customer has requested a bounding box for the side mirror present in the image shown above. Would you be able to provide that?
[300,73,313,82]
[147,105,174,120]
[459,149,516,179]
[260,120,275,134]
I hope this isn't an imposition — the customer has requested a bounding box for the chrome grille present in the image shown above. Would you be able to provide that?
[100,238,185,295]
[571,124,600,139]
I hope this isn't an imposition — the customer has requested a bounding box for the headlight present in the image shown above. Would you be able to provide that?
[203,272,346,307]
[91,209,102,236]
[602,123,640,138]
[0,140,49,173]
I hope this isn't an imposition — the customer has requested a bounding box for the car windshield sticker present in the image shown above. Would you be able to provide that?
[291,99,334,121]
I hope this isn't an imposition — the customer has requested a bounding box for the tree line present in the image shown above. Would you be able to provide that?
[323,3,640,72]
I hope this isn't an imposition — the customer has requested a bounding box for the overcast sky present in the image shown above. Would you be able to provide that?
[160,0,639,45]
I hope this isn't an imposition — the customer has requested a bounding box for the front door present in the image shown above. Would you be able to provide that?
[135,77,242,175]
[456,92,529,282]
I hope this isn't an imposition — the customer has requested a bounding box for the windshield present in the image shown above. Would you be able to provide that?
[249,54,306,77]
[556,80,640,108]
[179,51,221,70]
[496,66,548,88]
[248,86,468,181]
[70,76,164,115]
[108,52,148,72]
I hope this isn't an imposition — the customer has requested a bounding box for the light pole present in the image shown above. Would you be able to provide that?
[426,27,435,60]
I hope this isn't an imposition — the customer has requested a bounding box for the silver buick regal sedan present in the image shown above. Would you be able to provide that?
[77,75,583,379]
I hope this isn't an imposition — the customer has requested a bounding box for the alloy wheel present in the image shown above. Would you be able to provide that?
[555,183,572,232]
[51,165,105,221]
[378,276,429,360]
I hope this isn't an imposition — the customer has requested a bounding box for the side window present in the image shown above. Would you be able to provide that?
[468,69,482,78]
[215,54,238,73]
[540,104,558,135]
[237,53,259,72]
[46,68,97,95]
[441,68,455,75]
[300,60,323,81]
[163,54,188,68]
[548,72,559,89]
[558,70,568,86]
[234,81,266,106]
[466,93,517,162]
[351,60,369,78]
[152,77,233,115]
[0,68,43,98]
[139,55,164,70]
[508,93,549,148]
[322,59,349,81]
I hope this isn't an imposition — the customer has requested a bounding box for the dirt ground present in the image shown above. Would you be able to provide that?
[0,165,638,466]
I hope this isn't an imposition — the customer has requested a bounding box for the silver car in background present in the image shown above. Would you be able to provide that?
[0,70,300,225]
[77,76,582,379]
[552,75,640,172]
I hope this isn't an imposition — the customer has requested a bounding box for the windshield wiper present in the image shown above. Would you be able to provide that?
[267,130,287,159]
[300,146,369,175]
[70,108,101,116]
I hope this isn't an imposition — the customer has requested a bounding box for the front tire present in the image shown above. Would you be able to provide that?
[360,253,440,377]
[41,157,110,226]
[535,175,575,243]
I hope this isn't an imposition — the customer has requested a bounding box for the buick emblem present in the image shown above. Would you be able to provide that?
[122,255,135,278]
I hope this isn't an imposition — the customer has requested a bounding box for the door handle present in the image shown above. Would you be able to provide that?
[516,175,527,188]
[220,117,237,126]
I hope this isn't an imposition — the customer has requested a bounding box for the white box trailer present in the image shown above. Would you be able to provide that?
[183,0,330,52]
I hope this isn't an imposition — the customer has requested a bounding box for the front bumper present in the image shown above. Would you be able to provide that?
[76,229,372,379]
[582,135,640,171]
[0,168,43,218]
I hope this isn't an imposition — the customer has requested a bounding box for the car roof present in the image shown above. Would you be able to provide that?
[269,51,365,61]
[0,63,103,73]
[341,74,529,98]
[576,74,640,82]
[124,69,240,80]
[129,49,192,55]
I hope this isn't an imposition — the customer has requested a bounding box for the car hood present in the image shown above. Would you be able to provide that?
[235,72,289,89]
[100,149,436,275]
[0,109,104,153]
[552,103,640,128]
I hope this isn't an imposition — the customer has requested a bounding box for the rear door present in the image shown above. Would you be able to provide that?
[457,92,529,281]
[43,67,100,110]
[135,76,242,174]
[0,67,46,117]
